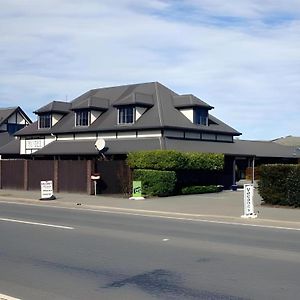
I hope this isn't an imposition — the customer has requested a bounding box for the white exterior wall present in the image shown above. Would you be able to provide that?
[75,133,97,140]
[136,107,147,121]
[91,111,102,124]
[52,113,62,126]
[179,108,193,122]
[16,112,27,124]
[20,135,55,155]
[57,134,74,141]
[117,131,136,138]
[98,132,117,139]
[137,130,161,138]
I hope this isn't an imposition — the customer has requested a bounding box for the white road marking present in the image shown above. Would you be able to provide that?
[1,200,300,232]
[0,293,22,300]
[0,218,74,230]
[162,238,169,241]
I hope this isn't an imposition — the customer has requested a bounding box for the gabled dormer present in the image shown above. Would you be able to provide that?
[0,106,32,134]
[173,94,213,126]
[71,96,109,127]
[113,92,154,125]
[34,101,71,129]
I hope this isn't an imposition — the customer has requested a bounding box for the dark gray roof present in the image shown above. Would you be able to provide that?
[71,96,109,111]
[0,138,20,154]
[164,138,300,158]
[173,94,213,109]
[34,101,71,114]
[113,92,154,107]
[30,137,300,158]
[17,82,241,136]
[33,138,163,155]
[0,132,13,147]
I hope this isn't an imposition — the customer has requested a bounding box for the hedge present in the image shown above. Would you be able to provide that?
[127,150,224,171]
[287,166,300,207]
[133,169,177,197]
[181,185,221,195]
[258,164,300,207]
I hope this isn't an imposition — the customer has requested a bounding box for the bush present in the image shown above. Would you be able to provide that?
[127,150,186,170]
[133,169,176,197]
[184,152,224,170]
[127,150,224,171]
[287,166,300,207]
[258,164,300,206]
[181,185,220,195]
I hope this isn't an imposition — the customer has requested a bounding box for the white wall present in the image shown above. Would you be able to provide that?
[179,108,193,122]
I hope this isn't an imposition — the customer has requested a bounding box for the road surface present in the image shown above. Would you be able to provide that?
[0,202,300,299]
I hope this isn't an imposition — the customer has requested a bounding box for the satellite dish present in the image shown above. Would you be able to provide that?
[95,138,106,152]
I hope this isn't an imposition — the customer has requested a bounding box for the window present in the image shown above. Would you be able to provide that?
[118,107,135,124]
[39,113,51,128]
[194,108,208,126]
[76,110,89,126]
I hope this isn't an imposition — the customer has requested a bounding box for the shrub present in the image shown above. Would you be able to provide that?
[133,169,176,196]
[127,150,187,170]
[181,185,220,195]
[184,152,224,170]
[287,166,300,207]
[258,164,300,206]
[127,150,224,171]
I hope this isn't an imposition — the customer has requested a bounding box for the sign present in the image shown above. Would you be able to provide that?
[241,184,257,218]
[40,180,54,200]
[26,139,44,150]
[132,181,142,197]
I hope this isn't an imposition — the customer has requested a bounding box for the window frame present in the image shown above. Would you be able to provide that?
[75,110,90,127]
[39,113,52,129]
[118,106,135,125]
[193,108,208,126]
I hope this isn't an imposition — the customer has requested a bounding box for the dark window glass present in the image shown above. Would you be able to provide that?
[194,108,208,125]
[7,123,25,134]
[76,110,89,126]
[118,107,134,124]
[39,114,51,128]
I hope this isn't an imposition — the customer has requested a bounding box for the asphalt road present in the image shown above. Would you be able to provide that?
[0,202,300,300]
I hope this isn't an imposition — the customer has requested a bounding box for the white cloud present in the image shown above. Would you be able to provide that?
[0,0,299,139]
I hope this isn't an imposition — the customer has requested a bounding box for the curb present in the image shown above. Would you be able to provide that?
[1,195,300,230]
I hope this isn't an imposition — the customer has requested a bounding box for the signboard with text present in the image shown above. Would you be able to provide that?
[241,184,257,218]
[40,180,54,200]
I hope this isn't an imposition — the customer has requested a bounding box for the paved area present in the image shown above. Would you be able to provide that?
[0,188,299,229]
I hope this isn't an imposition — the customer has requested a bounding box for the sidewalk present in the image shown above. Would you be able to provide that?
[0,188,300,229]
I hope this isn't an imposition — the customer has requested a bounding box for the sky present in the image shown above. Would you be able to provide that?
[1,0,299,140]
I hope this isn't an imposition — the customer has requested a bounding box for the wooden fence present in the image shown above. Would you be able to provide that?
[0,159,131,195]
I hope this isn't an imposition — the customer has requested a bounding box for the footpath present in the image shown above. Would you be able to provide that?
[0,188,300,230]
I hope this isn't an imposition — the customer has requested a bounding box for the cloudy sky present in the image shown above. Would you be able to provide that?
[1,0,299,140]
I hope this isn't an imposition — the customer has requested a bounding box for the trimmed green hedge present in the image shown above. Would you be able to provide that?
[287,166,300,207]
[182,185,220,195]
[127,150,224,171]
[133,169,177,197]
[258,164,300,207]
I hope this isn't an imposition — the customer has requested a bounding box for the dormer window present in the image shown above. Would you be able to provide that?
[39,113,51,129]
[194,108,208,126]
[118,107,135,124]
[76,110,89,126]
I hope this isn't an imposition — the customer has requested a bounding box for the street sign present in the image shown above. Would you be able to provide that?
[241,184,257,218]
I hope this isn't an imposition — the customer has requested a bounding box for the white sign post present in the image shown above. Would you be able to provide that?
[40,180,55,200]
[241,184,257,218]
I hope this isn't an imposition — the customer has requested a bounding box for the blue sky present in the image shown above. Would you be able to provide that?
[1,0,299,140]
